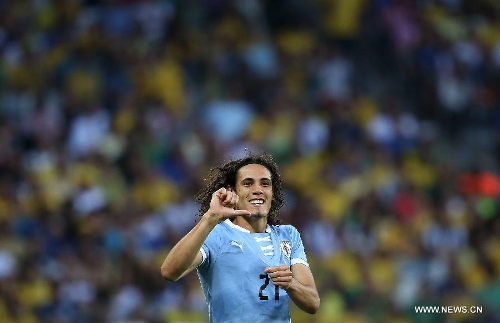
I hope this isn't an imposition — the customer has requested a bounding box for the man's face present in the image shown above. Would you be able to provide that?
[234,164,273,217]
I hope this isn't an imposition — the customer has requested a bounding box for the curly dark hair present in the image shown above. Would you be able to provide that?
[195,152,285,225]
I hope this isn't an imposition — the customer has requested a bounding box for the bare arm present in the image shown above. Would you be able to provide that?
[160,188,250,282]
[160,217,212,281]
[265,264,320,314]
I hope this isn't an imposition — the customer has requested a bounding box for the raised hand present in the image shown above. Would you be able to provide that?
[204,187,250,225]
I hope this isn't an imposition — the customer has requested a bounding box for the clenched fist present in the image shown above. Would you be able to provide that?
[265,265,293,290]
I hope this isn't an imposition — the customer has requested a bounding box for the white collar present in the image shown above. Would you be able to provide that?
[224,219,272,233]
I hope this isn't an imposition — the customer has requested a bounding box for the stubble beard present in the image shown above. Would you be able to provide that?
[244,212,267,221]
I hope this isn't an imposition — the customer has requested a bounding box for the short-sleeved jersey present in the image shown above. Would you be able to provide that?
[197,219,309,323]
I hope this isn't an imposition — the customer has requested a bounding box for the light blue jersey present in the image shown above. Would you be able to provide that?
[197,219,309,323]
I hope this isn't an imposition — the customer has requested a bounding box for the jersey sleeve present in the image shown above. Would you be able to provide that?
[289,225,309,267]
[197,224,223,271]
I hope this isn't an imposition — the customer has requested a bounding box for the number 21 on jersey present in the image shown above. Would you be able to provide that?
[259,273,279,300]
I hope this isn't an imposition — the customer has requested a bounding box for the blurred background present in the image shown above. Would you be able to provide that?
[0,0,499,322]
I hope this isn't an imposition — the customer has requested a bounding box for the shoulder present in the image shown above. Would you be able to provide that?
[205,221,231,244]
[270,224,301,237]
[210,220,234,236]
[207,219,244,238]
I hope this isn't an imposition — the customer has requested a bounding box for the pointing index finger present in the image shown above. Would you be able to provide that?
[233,209,251,216]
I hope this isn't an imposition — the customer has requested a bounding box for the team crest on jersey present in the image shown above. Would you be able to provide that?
[280,240,291,259]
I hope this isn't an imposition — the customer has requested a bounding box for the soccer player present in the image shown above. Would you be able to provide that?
[161,153,320,322]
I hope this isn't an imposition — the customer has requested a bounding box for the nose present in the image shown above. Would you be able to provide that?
[253,186,264,194]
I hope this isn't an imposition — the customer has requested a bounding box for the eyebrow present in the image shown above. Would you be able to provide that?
[240,177,271,182]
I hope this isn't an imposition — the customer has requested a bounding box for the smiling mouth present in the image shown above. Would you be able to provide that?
[249,199,265,207]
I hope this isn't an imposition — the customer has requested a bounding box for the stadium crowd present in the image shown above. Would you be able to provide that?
[0,0,499,322]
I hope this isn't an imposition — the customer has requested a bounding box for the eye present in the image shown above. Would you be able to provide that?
[261,181,271,187]
[242,181,252,187]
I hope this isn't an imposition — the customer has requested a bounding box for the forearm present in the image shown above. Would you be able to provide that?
[161,187,250,281]
[286,278,320,314]
[265,264,320,313]
[160,216,215,281]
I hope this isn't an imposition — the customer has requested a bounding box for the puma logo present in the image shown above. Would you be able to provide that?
[230,240,244,252]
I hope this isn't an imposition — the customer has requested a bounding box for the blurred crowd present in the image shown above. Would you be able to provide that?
[0,0,500,322]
